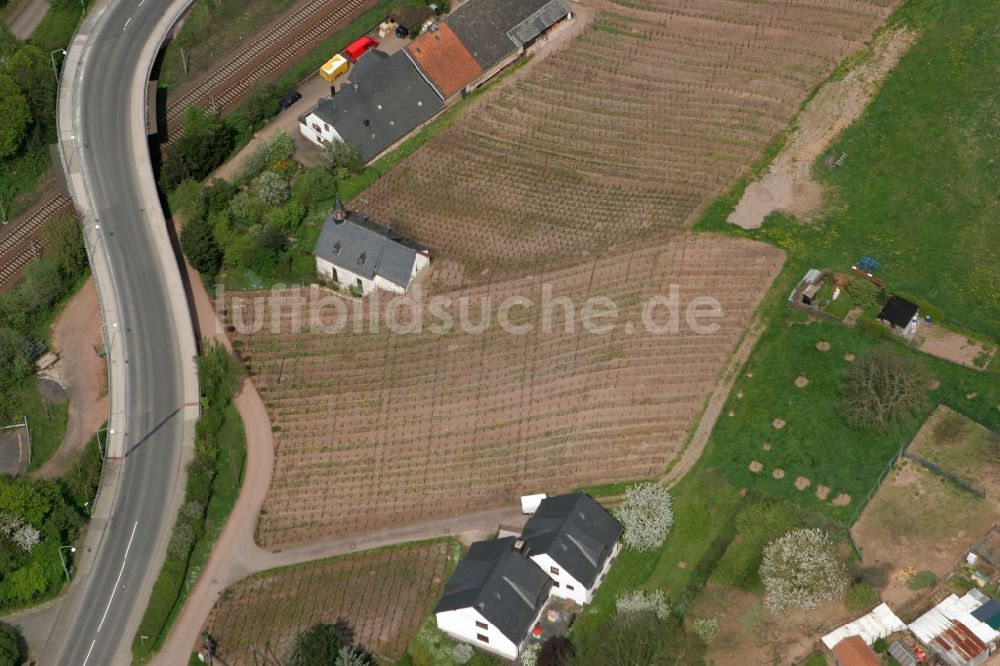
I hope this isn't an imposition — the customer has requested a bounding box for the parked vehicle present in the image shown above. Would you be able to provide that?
[279,90,302,109]
[319,54,349,82]
[395,25,409,38]
[344,36,378,62]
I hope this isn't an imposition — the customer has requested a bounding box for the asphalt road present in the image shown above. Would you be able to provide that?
[46,0,193,663]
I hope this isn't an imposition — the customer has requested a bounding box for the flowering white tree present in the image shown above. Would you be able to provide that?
[451,642,474,664]
[520,641,540,666]
[690,617,719,644]
[760,528,849,612]
[334,645,369,666]
[253,171,290,205]
[0,511,40,552]
[613,483,674,551]
[615,589,670,621]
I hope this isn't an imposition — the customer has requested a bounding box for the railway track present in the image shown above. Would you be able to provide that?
[1,0,375,288]
[166,0,372,142]
[0,194,73,289]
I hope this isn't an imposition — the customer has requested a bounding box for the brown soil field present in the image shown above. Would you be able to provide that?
[356,0,898,290]
[851,406,1000,609]
[201,540,454,662]
[227,235,784,546]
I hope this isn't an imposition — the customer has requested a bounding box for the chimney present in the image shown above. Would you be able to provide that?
[333,196,346,223]
[514,539,525,551]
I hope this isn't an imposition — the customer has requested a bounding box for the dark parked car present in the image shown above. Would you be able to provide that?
[279,90,302,109]
[395,25,409,39]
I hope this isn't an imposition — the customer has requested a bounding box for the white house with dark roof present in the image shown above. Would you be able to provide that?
[520,493,623,605]
[434,537,553,661]
[313,197,429,295]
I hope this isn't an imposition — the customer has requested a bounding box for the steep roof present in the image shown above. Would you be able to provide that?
[405,24,483,98]
[877,295,918,328]
[521,493,622,588]
[435,537,552,644]
[309,50,443,161]
[447,0,569,70]
[832,635,881,666]
[313,209,426,288]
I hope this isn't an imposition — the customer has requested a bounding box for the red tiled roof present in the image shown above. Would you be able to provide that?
[832,635,881,666]
[405,24,483,99]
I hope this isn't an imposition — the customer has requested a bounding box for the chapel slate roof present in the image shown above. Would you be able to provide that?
[434,537,552,644]
[521,493,622,588]
[313,207,426,288]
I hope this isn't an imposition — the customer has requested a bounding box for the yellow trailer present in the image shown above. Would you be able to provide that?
[319,54,349,83]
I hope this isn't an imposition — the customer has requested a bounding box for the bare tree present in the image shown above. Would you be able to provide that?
[840,346,929,431]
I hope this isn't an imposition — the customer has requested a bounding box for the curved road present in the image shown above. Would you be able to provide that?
[48,0,200,662]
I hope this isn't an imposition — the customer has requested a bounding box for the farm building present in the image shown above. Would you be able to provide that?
[434,537,553,661]
[909,590,999,666]
[299,50,444,162]
[405,23,484,99]
[831,634,880,666]
[877,295,920,337]
[447,0,571,78]
[313,197,430,295]
[788,268,824,306]
[519,493,622,605]
[821,603,907,651]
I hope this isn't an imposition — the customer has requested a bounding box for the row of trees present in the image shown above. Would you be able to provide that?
[0,435,102,612]
[0,43,58,161]
[174,130,343,282]
[0,213,87,423]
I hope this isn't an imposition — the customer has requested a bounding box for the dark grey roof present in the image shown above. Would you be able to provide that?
[435,537,552,644]
[310,50,443,162]
[447,0,568,70]
[313,210,427,288]
[521,493,622,589]
[877,295,918,328]
[972,598,1000,626]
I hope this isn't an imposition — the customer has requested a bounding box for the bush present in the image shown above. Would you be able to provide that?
[286,624,341,666]
[844,583,879,613]
[451,642,474,664]
[616,589,670,620]
[160,107,234,191]
[180,214,223,276]
[873,637,888,653]
[0,622,23,666]
[690,618,718,645]
[614,483,674,551]
[520,642,540,666]
[539,636,574,666]
[907,570,937,591]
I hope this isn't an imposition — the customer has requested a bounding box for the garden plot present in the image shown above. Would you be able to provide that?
[851,407,999,608]
[228,235,784,546]
[200,540,454,663]
[355,0,897,290]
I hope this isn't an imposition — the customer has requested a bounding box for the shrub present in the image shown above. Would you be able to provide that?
[845,583,879,613]
[0,622,23,666]
[615,589,670,621]
[520,642,540,666]
[907,570,937,591]
[160,108,234,191]
[451,642,474,664]
[286,623,342,666]
[690,617,719,645]
[539,636,574,666]
[760,528,849,612]
[873,637,888,653]
[614,483,674,551]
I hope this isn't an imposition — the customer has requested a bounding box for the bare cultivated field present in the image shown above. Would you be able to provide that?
[228,235,784,546]
[357,0,898,289]
[852,406,1000,608]
[201,540,454,663]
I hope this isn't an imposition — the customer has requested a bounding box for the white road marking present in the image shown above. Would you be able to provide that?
[123,17,132,30]
[138,0,145,5]
[82,639,96,666]
[97,521,138,632]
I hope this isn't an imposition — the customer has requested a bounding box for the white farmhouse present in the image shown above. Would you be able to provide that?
[313,197,429,295]
[434,537,553,661]
[520,493,623,605]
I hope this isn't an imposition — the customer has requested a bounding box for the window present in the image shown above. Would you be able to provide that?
[312,123,321,132]
[566,584,575,591]
[475,621,488,630]
[552,581,559,588]
[550,566,560,575]
[324,123,330,131]
[477,634,489,644]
